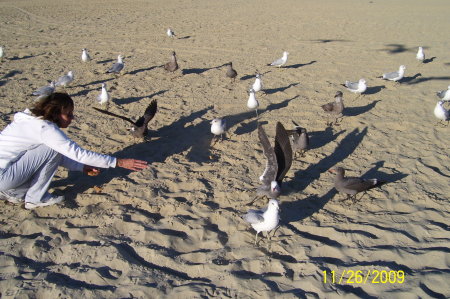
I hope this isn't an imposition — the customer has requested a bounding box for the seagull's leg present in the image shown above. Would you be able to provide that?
[255,109,259,118]
[210,136,219,147]
[246,194,262,206]
[254,232,259,245]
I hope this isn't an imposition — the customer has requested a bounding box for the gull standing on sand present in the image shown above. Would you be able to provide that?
[436,85,450,102]
[253,122,292,202]
[243,199,280,245]
[329,167,387,202]
[164,51,178,72]
[225,62,237,82]
[321,91,344,126]
[107,55,124,75]
[93,100,158,139]
[252,73,263,93]
[380,65,406,83]
[97,83,110,107]
[81,48,91,62]
[32,81,56,101]
[167,28,176,38]
[269,51,289,67]
[434,101,449,125]
[210,118,227,145]
[247,88,259,117]
[416,46,425,63]
[55,71,74,87]
[286,121,309,158]
[342,78,366,97]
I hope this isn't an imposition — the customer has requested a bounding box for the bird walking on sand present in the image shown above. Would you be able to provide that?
[416,46,425,64]
[225,62,237,83]
[342,78,366,99]
[107,55,124,75]
[210,118,227,145]
[81,48,91,62]
[164,51,179,72]
[247,88,259,117]
[32,81,56,101]
[167,28,176,38]
[55,71,74,88]
[269,51,289,67]
[252,73,263,93]
[286,121,309,158]
[93,100,158,139]
[436,85,450,102]
[329,167,387,202]
[321,91,344,126]
[434,100,449,126]
[379,65,406,83]
[97,83,110,107]
[243,199,280,245]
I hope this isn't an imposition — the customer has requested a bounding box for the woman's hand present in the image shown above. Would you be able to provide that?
[117,158,148,171]
[83,165,101,176]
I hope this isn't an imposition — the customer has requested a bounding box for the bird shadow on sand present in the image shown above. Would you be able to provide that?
[0,80,6,87]
[307,127,346,150]
[365,85,385,95]
[240,70,272,81]
[9,54,44,61]
[311,39,351,43]
[283,60,316,69]
[76,78,115,88]
[423,57,436,64]
[400,73,422,84]
[128,65,162,75]
[2,70,22,79]
[417,158,450,179]
[405,75,450,85]
[182,64,224,75]
[114,90,168,105]
[361,161,408,183]
[285,127,368,195]
[379,44,415,54]
[96,59,114,64]
[264,83,300,95]
[344,100,381,117]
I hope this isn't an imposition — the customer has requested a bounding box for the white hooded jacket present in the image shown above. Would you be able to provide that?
[0,109,117,170]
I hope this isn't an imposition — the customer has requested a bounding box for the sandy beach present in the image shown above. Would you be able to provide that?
[0,0,449,298]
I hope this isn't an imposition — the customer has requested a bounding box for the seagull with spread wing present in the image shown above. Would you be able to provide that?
[93,100,157,139]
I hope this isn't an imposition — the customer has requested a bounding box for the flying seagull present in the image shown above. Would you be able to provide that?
[329,167,387,202]
[243,199,280,245]
[93,100,157,139]
[253,122,292,202]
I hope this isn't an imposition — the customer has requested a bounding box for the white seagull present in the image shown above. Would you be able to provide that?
[167,28,176,38]
[342,78,367,97]
[434,101,449,125]
[81,48,91,62]
[97,83,110,107]
[55,71,74,87]
[380,65,406,83]
[0,46,4,61]
[243,199,280,245]
[252,73,263,93]
[210,118,227,144]
[436,85,450,102]
[32,81,56,101]
[269,51,289,67]
[107,55,124,75]
[416,46,425,63]
[247,88,259,117]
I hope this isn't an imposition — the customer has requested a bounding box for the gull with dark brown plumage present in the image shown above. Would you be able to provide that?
[286,121,309,158]
[93,100,157,139]
[164,51,179,72]
[329,167,387,202]
[225,62,237,82]
[321,91,344,126]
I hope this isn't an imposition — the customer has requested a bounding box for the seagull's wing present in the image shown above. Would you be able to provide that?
[274,122,293,182]
[243,210,265,224]
[258,124,278,185]
[135,99,158,128]
[107,62,124,73]
[383,71,399,80]
[270,57,283,66]
[92,107,135,125]
[344,81,359,90]
[32,85,54,96]
[436,90,446,99]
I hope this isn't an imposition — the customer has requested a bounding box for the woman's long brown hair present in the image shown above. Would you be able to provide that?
[30,93,74,127]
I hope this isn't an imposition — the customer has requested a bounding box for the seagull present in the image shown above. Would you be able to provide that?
[252,73,263,93]
[255,122,292,201]
[81,48,91,62]
[97,83,110,107]
[164,51,178,72]
[321,91,344,126]
[269,51,289,67]
[434,100,449,125]
[210,118,226,145]
[107,55,124,75]
[416,46,425,63]
[32,81,56,101]
[225,62,237,82]
[329,167,387,202]
[93,100,158,139]
[342,78,366,97]
[379,65,406,83]
[286,121,309,158]
[243,199,280,245]
[0,46,4,61]
[247,88,259,117]
[167,28,176,38]
[55,71,74,87]
[436,85,450,102]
